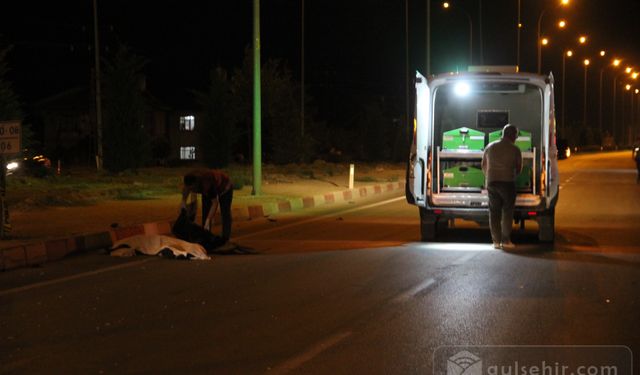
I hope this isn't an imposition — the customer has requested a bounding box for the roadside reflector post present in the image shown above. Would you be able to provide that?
[349,163,355,189]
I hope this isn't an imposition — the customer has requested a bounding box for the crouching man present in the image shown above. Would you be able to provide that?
[181,169,233,244]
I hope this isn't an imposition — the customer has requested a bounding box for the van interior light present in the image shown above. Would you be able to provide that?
[454,82,471,97]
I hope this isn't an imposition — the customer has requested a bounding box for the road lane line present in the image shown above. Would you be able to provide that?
[0,258,155,297]
[237,196,404,240]
[392,278,437,303]
[271,331,352,374]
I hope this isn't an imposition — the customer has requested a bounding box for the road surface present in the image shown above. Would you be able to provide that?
[1,151,638,374]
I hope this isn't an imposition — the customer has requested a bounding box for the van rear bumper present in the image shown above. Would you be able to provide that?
[431,192,541,207]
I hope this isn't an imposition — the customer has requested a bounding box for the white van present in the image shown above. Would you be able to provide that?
[406,67,559,242]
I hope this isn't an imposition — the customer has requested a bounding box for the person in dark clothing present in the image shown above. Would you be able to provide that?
[181,169,233,244]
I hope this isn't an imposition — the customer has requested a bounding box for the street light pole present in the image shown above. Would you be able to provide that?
[516,0,521,69]
[613,68,631,145]
[252,0,262,195]
[599,67,604,138]
[405,0,410,144]
[92,0,103,171]
[561,50,572,136]
[478,0,483,64]
[443,2,473,65]
[536,8,547,74]
[583,59,590,130]
[537,0,570,74]
[426,0,431,76]
[300,0,304,138]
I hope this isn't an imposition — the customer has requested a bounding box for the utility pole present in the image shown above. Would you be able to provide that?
[516,0,521,69]
[301,0,305,138]
[252,0,262,195]
[92,0,103,170]
[406,0,410,144]
[426,0,431,76]
[478,0,483,64]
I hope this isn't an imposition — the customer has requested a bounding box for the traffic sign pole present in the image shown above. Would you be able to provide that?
[0,121,21,239]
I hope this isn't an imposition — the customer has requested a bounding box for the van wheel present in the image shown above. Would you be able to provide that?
[538,210,555,243]
[419,208,437,241]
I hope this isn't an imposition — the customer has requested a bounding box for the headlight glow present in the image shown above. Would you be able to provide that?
[6,161,19,171]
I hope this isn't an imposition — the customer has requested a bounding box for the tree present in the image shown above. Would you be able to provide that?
[101,45,150,172]
[0,46,21,122]
[232,48,316,164]
[193,67,237,168]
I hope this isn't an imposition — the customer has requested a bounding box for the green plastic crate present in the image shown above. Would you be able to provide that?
[442,127,486,150]
[488,129,532,151]
[443,165,485,189]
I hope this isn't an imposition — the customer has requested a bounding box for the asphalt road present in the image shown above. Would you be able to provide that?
[1,151,639,374]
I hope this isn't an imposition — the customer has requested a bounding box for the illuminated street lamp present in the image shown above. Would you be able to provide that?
[613,66,634,144]
[561,49,573,135]
[626,84,633,144]
[579,35,587,44]
[558,20,567,28]
[442,1,473,64]
[583,59,590,129]
[537,0,571,74]
[597,53,612,136]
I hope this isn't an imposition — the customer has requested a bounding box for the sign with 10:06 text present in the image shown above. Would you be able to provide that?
[0,121,21,155]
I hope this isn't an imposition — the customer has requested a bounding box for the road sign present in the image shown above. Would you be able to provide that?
[0,121,21,156]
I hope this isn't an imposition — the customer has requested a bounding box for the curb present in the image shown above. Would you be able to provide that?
[1,181,405,271]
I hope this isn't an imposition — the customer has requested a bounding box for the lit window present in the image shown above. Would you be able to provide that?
[180,115,195,131]
[180,146,196,160]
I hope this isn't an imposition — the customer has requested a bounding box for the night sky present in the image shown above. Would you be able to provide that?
[2,0,640,128]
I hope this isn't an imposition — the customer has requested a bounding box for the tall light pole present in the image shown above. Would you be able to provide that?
[537,0,570,74]
[613,67,633,144]
[300,0,304,138]
[426,0,431,76]
[405,0,410,144]
[583,59,590,130]
[443,2,473,65]
[478,0,483,64]
[561,49,573,136]
[92,0,103,171]
[599,55,619,140]
[597,51,607,138]
[625,84,632,146]
[252,0,262,195]
[516,0,521,69]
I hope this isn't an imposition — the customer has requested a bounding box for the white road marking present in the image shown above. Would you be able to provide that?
[236,196,404,240]
[392,278,437,303]
[0,258,155,297]
[0,196,404,297]
[270,331,352,374]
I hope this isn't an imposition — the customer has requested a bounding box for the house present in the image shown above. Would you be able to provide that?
[32,85,206,166]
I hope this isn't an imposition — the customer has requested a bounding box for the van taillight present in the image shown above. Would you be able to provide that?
[528,211,537,216]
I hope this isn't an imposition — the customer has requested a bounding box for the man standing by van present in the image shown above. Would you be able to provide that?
[482,124,522,249]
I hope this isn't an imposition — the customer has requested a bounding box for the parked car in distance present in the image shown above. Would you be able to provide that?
[557,138,571,159]
[5,154,52,177]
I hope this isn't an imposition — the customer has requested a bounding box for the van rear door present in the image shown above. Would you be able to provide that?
[406,72,431,207]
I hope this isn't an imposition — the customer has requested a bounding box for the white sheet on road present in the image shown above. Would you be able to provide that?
[110,235,210,260]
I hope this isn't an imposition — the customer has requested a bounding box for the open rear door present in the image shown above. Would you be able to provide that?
[544,74,559,206]
[406,71,431,207]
